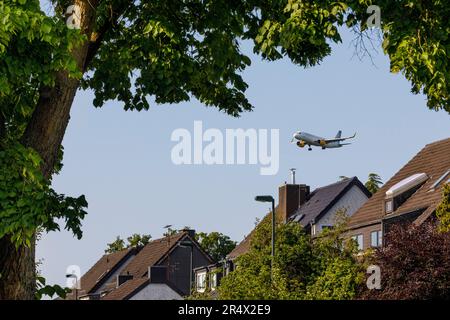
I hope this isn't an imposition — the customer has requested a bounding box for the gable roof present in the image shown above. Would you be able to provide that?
[290,177,371,226]
[120,232,187,277]
[228,177,369,260]
[77,247,137,295]
[349,138,450,228]
[120,230,214,278]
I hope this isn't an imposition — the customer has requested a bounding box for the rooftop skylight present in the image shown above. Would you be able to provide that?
[385,173,428,198]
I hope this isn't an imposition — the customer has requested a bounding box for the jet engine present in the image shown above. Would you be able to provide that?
[319,140,327,147]
[297,140,306,148]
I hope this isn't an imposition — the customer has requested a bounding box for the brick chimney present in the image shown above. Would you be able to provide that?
[278,183,310,223]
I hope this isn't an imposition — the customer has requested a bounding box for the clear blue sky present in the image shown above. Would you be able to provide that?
[37,27,449,287]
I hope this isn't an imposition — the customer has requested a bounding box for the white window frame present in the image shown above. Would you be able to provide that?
[371,230,382,247]
[210,273,217,291]
[352,234,363,251]
[196,272,207,293]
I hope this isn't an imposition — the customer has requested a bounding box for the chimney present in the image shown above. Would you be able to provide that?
[278,170,310,222]
[182,228,196,239]
[289,168,296,184]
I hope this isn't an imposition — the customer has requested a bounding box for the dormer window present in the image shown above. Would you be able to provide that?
[384,173,428,214]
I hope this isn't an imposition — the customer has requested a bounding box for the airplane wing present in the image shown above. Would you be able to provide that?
[323,132,356,143]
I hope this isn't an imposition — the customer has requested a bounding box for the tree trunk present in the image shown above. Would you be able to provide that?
[0,0,99,300]
[0,237,35,300]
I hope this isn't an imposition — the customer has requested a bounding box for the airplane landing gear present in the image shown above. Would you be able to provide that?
[308,146,312,151]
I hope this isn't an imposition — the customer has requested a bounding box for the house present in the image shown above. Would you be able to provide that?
[347,138,450,251]
[226,174,371,265]
[68,229,214,300]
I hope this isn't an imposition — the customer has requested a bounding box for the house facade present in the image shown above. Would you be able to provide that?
[68,229,214,300]
[347,138,450,251]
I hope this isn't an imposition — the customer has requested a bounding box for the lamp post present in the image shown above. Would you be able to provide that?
[66,274,79,300]
[178,241,194,294]
[255,195,275,281]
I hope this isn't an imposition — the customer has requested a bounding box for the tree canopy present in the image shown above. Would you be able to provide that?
[365,173,383,195]
[195,231,236,262]
[104,233,151,253]
[360,221,450,299]
[436,183,450,232]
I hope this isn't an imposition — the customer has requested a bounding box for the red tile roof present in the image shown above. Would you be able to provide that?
[101,278,149,300]
[77,247,136,295]
[349,138,450,228]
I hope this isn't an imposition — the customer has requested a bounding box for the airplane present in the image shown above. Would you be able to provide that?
[291,130,356,151]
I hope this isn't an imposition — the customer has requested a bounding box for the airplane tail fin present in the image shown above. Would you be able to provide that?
[335,130,342,138]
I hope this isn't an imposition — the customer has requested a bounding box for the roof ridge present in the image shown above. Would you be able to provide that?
[424,137,450,148]
[312,176,356,191]
[148,230,187,245]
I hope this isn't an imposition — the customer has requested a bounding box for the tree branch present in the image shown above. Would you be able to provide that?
[83,0,133,71]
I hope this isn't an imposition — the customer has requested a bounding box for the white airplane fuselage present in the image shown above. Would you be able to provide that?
[293,132,342,149]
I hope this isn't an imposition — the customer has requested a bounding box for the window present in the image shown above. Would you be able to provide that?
[371,230,382,247]
[210,273,217,291]
[196,272,206,292]
[352,234,363,251]
[385,199,393,214]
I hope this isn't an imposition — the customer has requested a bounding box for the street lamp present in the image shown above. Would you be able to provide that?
[255,195,275,280]
[66,274,79,300]
[178,241,194,294]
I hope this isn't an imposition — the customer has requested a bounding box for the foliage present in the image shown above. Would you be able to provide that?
[35,275,70,300]
[195,231,237,262]
[0,0,87,248]
[0,141,88,247]
[436,183,450,233]
[365,173,383,195]
[0,0,448,247]
[360,222,450,299]
[0,0,84,139]
[218,211,364,299]
[1,0,449,298]
[105,233,151,253]
[127,233,151,247]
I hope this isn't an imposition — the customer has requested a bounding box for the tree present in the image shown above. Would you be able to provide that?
[195,232,236,262]
[365,173,383,195]
[218,212,364,299]
[104,236,126,254]
[1,0,449,299]
[360,222,450,299]
[127,233,151,248]
[436,183,450,232]
[104,233,151,253]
